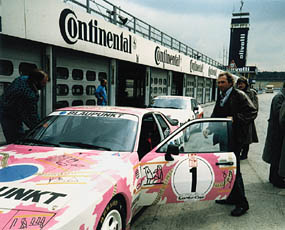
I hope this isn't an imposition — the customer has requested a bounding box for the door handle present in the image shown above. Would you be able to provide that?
[216,162,234,166]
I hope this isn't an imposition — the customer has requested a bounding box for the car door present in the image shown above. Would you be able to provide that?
[137,118,236,206]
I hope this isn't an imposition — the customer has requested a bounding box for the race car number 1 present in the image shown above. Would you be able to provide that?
[171,155,214,201]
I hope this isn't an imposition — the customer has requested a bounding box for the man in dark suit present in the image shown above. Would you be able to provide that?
[210,72,257,216]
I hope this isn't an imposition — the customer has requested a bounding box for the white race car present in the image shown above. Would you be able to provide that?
[0,106,235,230]
[149,96,204,141]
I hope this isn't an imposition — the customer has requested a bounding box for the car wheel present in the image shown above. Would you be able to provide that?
[97,198,125,230]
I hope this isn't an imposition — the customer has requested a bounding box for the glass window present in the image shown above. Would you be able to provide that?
[72,100,84,106]
[72,69,83,80]
[159,79,162,85]
[56,67,69,80]
[0,82,11,96]
[151,97,190,109]
[154,87,157,93]
[158,121,230,153]
[25,112,139,152]
[163,79,167,86]
[86,99,96,105]
[155,114,170,138]
[98,72,107,81]
[125,79,134,97]
[138,114,161,159]
[158,87,162,94]
[72,85,83,95]
[86,71,96,81]
[86,85,96,95]
[0,59,13,76]
[55,101,69,109]
[154,78,158,84]
[19,63,37,75]
[56,84,69,96]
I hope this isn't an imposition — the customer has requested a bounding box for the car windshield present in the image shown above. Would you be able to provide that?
[151,98,189,109]
[22,111,138,152]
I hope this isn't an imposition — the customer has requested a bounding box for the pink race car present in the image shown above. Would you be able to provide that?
[0,106,236,230]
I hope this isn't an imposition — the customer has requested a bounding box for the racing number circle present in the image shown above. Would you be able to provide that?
[171,156,214,200]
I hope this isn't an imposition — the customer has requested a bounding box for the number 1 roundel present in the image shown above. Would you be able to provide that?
[171,156,214,201]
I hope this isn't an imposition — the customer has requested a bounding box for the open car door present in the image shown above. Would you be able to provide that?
[138,118,236,206]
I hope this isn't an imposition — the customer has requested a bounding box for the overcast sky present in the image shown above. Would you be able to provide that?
[109,0,285,72]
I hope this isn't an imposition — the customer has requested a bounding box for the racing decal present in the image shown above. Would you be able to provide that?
[49,111,138,121]
[171,155,214,201]
[1,209,56,230]
[50,111,123,118]
[0,186,67,204]
[213,169,234,190]
[0,152,9,168]
[112,184,117,197]
[152,168,174,205]
[0,165,39,183]
[143,165,163,185]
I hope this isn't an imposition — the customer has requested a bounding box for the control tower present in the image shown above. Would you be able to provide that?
[228,1,250,69]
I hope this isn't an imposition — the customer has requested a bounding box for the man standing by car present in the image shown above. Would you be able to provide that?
[209,72,257,216]
[95,79,107,106]
[263,82,285,188]
[237,77,259,160]
[0,69,49,144]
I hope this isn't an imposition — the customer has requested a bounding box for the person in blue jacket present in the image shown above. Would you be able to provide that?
[95,79,107,106]
[0,69,49,144]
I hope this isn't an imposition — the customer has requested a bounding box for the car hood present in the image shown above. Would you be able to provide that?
[0,144,133,229]
[150,108,193,123]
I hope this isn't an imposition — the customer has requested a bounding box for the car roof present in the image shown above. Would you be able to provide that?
[56,106,155,117]
[153,95,195,100]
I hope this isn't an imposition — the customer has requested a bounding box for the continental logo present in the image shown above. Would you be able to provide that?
[59,9,133,54]
[155,46,181,67]
[190,60,203,73]
[208,67,217,77]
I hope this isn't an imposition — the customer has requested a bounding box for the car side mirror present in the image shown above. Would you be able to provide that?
[165,144,179,161]
[172,119,179,126]
[193,106,199,111]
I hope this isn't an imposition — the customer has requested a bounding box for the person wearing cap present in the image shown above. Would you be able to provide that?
[0,69,49,144]
[263,82,285,188]
[237,77,259,160]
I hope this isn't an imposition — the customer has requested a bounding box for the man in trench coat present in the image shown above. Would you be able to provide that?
[263,82,285,188]
[208,72,257,217]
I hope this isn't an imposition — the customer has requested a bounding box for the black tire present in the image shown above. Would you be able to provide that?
[97,198,126,230]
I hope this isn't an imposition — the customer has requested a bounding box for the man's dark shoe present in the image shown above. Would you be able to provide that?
[215,199,235,205]
[240,155,248,160]
[231,205,249,216]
